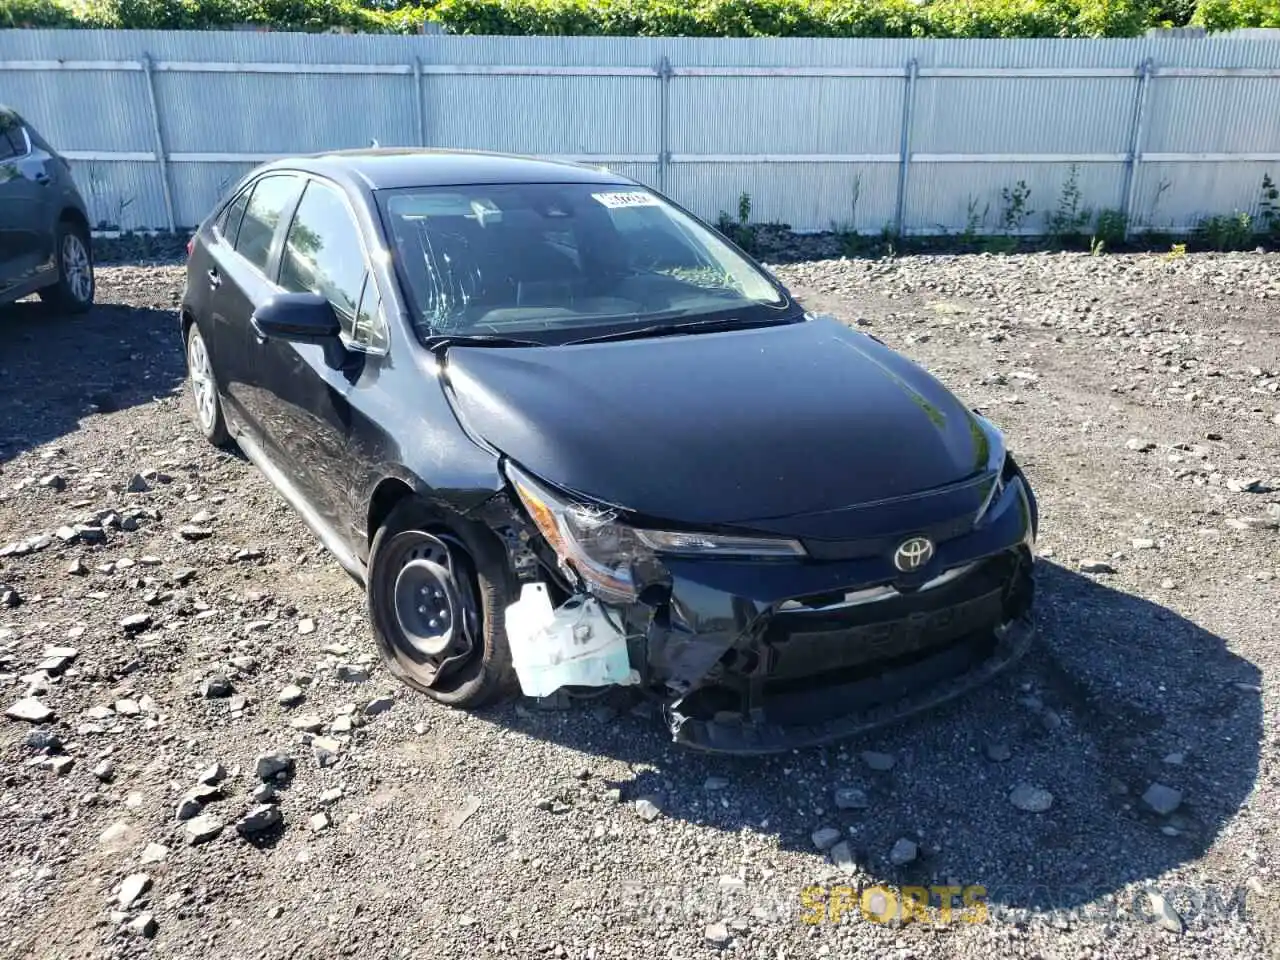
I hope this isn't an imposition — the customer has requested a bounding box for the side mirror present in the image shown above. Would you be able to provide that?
[250,292,341,344]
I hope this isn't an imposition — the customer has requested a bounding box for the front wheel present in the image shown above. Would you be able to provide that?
[38,221,95,314]
[367,499,516,708]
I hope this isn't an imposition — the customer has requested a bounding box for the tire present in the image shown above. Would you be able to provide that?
[38,219,95,314]
[367,499,516,708]
[184,321,230,446]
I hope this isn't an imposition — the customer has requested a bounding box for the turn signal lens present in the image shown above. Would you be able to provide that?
[510,474,566,556]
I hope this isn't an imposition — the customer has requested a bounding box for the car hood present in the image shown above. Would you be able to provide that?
[443,317,996,526]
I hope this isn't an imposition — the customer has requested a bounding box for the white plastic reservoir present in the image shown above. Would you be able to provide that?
[504,583,638,698]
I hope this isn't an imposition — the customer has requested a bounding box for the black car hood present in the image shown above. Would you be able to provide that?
[443,317,995,526]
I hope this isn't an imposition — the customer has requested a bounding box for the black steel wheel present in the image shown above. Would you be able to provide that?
[367,499,516,707]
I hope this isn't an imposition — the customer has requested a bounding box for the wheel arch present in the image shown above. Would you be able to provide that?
[58,205,89,234]
[364,475,518,591]
[367,476,421,547]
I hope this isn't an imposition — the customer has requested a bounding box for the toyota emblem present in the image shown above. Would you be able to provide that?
[893,536,935,573]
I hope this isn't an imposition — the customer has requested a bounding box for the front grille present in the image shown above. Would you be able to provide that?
[672,547,1034,731]
[800,513,977,561]
[758,549,1030,683]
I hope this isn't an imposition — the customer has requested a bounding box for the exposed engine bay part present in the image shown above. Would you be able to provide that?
[504,583,639,698]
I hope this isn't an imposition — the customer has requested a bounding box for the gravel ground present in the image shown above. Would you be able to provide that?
[1,250,1279,960]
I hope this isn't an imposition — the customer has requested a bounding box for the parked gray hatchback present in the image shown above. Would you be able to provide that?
[0,105,95,312]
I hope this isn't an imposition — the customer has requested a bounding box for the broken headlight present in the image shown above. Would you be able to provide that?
[504,462,805,604]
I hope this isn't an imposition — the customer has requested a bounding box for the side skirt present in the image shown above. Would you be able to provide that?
[233,428,368,587]
[0,268,57,306]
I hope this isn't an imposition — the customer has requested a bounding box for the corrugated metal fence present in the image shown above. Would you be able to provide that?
[2,30,1279,235]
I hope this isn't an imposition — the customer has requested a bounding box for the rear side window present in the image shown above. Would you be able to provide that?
[280,180,387,350]
[0,112,27,161]
[216,189,250,246]
[234,175,303,274]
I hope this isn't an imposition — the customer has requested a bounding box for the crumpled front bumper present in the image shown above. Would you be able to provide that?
[484,466,1039,754]
[665,611,1034,755]
[633,542,1036,754]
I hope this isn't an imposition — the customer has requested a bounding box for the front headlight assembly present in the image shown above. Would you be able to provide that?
[504,462,806,604]
[971,413,1009,528]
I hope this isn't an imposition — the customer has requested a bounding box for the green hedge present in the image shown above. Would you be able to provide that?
[1,0,1274,35]
[0,0,428,30]
[1191,0,1280,28]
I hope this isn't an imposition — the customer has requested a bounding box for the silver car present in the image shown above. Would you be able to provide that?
[0,105,95,312]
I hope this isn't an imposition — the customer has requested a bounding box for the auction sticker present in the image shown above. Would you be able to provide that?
[592,191,659,209]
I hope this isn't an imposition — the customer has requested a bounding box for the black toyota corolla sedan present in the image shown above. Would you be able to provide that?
[181,149,1038,754]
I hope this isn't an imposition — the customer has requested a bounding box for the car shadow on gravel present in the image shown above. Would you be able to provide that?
[0,301,185,462]
[493,561,1261,916]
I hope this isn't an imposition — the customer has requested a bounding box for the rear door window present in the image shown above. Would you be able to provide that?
[216,189,250,246]
[234,174,304,275]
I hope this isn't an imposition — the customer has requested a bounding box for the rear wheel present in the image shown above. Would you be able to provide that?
[367,499,516,707]
[38,220,95,314]
[185,322,229,446]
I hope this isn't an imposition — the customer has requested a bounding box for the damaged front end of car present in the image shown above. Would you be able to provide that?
[476,457,1038,755]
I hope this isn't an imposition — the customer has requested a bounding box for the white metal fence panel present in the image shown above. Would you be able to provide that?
[2,30,1278,236]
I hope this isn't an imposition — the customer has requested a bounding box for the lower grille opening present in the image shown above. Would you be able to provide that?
[679,629,998,725]
[675,547,1033,728]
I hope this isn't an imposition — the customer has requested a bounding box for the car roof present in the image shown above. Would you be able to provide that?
[257,148,636,191]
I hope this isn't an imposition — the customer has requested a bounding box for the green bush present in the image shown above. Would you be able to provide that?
[1149,0,1198,25]
[925,0,1064,38]
[1191,0,1280,29]
[0,0,1272,35]
[0,0,425,31]
[1,0,80,27]
[427,0,1156,36]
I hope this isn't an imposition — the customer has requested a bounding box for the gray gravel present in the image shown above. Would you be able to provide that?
[1,252,1278,959]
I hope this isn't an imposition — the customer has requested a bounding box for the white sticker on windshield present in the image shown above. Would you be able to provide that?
[591,191,659,209]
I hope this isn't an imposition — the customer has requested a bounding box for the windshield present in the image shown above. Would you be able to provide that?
[375,182,791,343]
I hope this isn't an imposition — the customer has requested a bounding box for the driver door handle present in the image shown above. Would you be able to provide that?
[207,267,221,289]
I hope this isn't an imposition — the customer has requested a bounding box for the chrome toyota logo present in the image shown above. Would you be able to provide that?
[893,537,935,572]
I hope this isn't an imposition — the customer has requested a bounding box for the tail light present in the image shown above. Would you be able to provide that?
[186,236,194,257]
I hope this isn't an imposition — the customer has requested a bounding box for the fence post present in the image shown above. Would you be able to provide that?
[413,56,425,146]
[657,55,673,194]
[893,58,918,239]
[140,53,176,233]
[1121,58,1154,239]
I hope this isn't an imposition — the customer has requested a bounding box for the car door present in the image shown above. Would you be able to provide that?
[0,111,54,294]
[202,173,305,439]
[254,176,392,541]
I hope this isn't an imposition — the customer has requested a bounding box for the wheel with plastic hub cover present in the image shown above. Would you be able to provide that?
[185,322,229,446]
[367,499,516,707]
